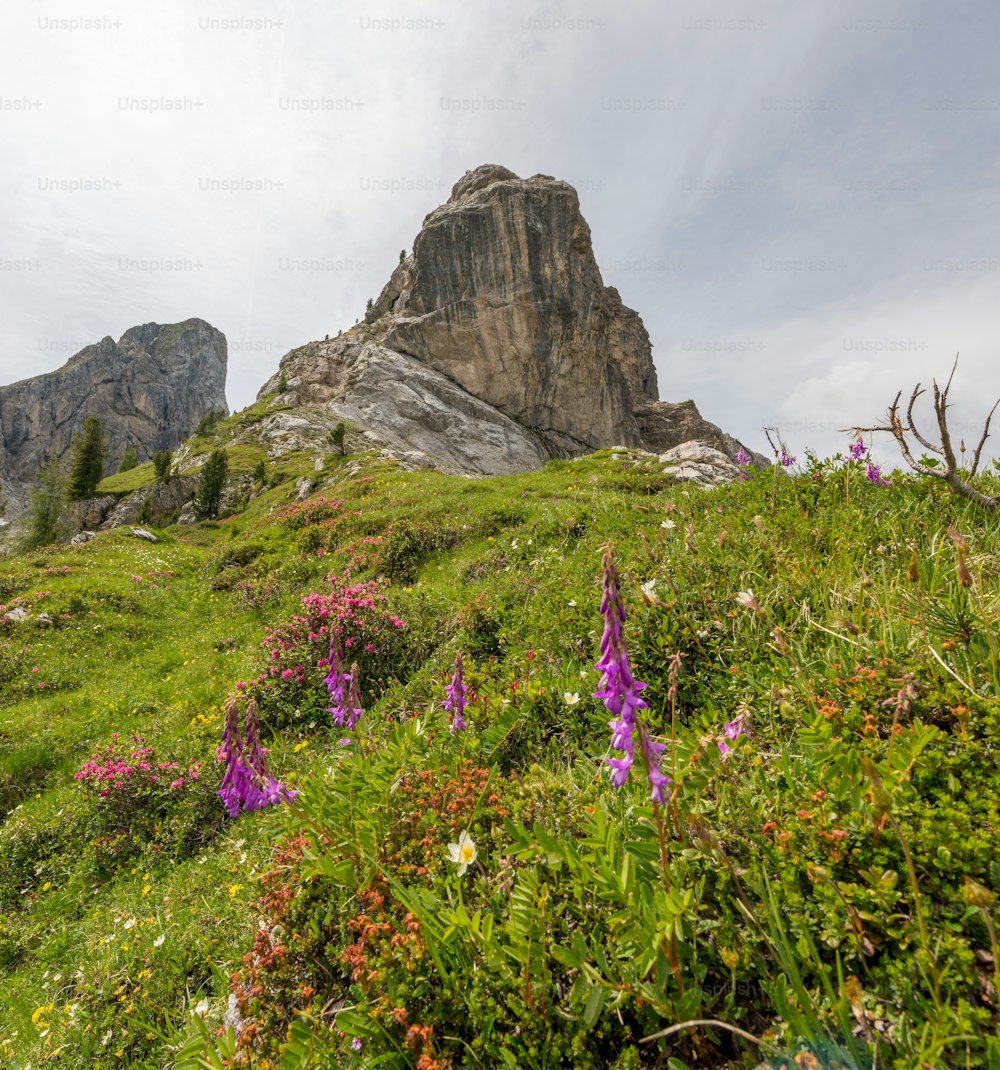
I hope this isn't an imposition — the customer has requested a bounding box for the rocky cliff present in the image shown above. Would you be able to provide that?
[260,165,671,473]
[0,318,228,492]
[259,164,757,477]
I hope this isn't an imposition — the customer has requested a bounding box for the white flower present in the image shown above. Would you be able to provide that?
[640,579,657,600]
[568,599,577,607]
[153,934,165,947]
[447,831,477,876]
[660,519,676,529]
[735,590,762,613]
[563,692,580,705]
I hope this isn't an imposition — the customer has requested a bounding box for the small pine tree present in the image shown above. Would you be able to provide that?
[366,297,373,311]
[153,450,173,484]
[327,422,346,456]
[22,461,66,549]
[277,373,288,394]
[118,447,139,473]
[135,495,153,526]
[67,417,106,500]
[193,448,229,521]
[251,459,267,483]
[399,249,406,262]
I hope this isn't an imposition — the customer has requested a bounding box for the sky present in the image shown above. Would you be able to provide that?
[2,0,999,464]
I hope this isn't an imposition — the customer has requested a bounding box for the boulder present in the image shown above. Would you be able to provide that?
[659,441,745,487]
[635,400,767,468]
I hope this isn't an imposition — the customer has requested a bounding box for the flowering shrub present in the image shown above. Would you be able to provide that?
[238,572,410,730]
[74,733,217,865]
[268,495,345,530]
[75,733,202,809]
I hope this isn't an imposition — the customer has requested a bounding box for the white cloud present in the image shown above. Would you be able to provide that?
[0,0,996,467]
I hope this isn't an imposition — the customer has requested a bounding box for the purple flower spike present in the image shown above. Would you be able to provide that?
[217,697,295,816]
[780,449,796,467]
[734,448,751,466]
[849,438,867,460]
[443,651,468,733]
[324,633,353,728]
[865,461,890,487]
[594,546,649,792]
[639,728,671,805]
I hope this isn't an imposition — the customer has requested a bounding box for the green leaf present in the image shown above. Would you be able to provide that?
[583,983,607,1028]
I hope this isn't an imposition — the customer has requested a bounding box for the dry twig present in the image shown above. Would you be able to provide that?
[846,355,1000,510]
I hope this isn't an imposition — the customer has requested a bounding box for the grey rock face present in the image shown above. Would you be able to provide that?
[380,167,656,454]
[0,318,227,494]
[634,400,767,468]
[258,339,549,476]
[257,164,761,478]
[659,441,744,487]
[99,476,199,531]
[68,495,116,531]
[263,165,658,466]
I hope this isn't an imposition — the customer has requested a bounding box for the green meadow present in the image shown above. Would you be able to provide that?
[1,439,998,1068]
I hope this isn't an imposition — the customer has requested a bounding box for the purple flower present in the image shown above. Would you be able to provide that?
[594,546,649,792]
[780,449,796,467]
[443,651,468,733]
[718,710,751,761]
[351,1037,363,1053]
[324,633,353,728]
[217,699,251,819]
[848,438,867,461]
[217,697,297,817]
[865,461,890,487]
[638,728,671,805]
[734,448,751,466]
[343,663,363,732]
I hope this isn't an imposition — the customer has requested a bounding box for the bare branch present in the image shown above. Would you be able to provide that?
[942,351,959,397]
[862,359,1000,511]
[933,377,960,473]
[906,385,940,454]
[970,395,1000,478]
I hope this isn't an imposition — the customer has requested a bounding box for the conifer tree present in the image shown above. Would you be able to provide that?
[67,417,106,500]
[118,447,139,473]
[193,448,229,520]
[153,450,173,484]
[22,461,66,549]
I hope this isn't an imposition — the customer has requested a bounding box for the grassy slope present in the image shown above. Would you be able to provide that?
[0,448,998,1068]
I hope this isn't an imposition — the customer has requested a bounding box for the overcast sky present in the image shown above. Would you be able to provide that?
[2,0,999,463]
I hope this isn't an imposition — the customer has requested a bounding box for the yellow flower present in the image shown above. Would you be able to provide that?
[31,1004,54,1026]
[447,831,477,876]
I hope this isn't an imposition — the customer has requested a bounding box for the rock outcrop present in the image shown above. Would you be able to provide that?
[0,318,228,493]
[658,441,746,487]
[254,342,548,476]
[260,166,667,472]
[258,164,758,478]
[634,400,768,468]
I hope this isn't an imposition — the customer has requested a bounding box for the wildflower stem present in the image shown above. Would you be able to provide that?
[640,1018,782,1054]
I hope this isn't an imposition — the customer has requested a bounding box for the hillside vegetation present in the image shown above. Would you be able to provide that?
[1,442,998,1069]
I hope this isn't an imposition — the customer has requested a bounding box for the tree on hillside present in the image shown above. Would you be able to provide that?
[153,450,173,484]
[196,409,225,437]
[22,461,67,549]
[327,422,346,456]
[67,417,106,500]
[193,448,229,520]
[118,447,139,473]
